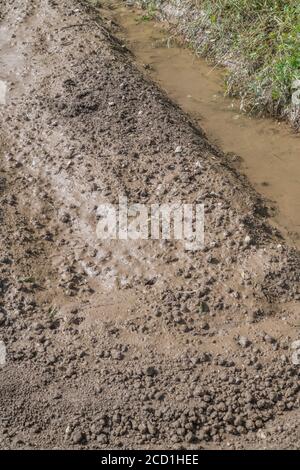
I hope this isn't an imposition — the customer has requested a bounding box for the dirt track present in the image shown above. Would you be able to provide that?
[0,0,299,449]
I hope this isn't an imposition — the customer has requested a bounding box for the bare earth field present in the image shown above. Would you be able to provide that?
[0,0,299,450]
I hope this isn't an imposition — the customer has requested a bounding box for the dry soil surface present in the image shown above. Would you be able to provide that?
[0,0,299,450]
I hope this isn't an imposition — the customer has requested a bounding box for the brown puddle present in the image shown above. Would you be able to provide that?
[100,0,300,249]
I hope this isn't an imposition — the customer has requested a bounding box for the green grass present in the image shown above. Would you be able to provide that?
[138,0,300,127]
[136,1,157,21]
[200,0,300,116]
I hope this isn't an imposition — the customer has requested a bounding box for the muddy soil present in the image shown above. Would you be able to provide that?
[0,0,299,450]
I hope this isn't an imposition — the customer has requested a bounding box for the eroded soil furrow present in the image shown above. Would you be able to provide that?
[0,0,299,449]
